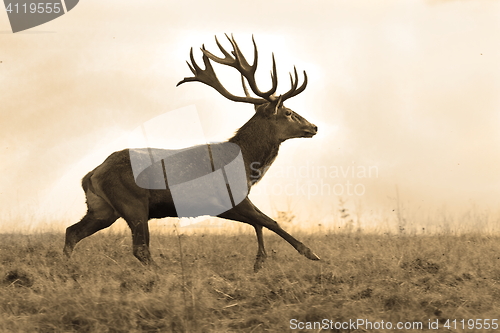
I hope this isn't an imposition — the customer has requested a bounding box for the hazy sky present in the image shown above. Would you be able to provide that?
[1,0,499,229]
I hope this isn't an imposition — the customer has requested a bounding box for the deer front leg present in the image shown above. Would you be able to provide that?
[253,225,267,272]
[248,201,320,261]
[219,198,319,270]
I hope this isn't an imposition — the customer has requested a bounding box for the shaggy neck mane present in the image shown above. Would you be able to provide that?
[229,114,281,185]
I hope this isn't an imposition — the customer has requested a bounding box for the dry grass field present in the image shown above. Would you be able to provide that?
[1,226,500,332]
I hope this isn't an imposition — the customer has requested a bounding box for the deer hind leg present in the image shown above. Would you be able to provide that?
[115,199,153,265]
[125,218,153,265]
[64,191,119,257]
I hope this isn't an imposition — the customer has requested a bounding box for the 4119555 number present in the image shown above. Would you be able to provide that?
[5,2,62,14]
[444,319,498,330]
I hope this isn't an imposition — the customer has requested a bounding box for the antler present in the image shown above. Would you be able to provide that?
[202,34,278,102]
[177,34,307,105]
[176,45,266,104]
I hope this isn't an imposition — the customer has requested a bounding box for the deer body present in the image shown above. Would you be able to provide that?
[64,35,319,271]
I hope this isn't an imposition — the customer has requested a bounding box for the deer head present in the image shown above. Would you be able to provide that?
[177,34,318,143]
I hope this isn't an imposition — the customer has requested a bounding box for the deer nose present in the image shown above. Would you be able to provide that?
[312,125,318,133]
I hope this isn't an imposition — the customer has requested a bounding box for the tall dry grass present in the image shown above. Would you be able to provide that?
[1,224,500,332]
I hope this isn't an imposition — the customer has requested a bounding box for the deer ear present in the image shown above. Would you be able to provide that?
[254,96,283,116]
[272,95,283,115]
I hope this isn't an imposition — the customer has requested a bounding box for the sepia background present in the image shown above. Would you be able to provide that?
[1,0,499,232]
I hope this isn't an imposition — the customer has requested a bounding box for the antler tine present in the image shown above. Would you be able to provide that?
[226,34,254,72]
[176,48,202,84]
[281,67,308,101]
[289,67,299,93]
[252,35,258,71]
[207,35,234,65]
[267,53,278,96]
[241,74,251,97]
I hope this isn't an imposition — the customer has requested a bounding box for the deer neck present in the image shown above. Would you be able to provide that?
[229,115,281,186]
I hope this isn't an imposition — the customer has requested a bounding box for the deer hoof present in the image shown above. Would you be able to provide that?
[253,254,267,272]
[298,244,320,261]
[306,251,320,261]
[254,261,263,272]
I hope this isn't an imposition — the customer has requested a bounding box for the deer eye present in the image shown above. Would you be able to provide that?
[285,110,292,116]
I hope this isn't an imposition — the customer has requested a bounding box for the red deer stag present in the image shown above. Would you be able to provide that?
[63,34,320,271]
